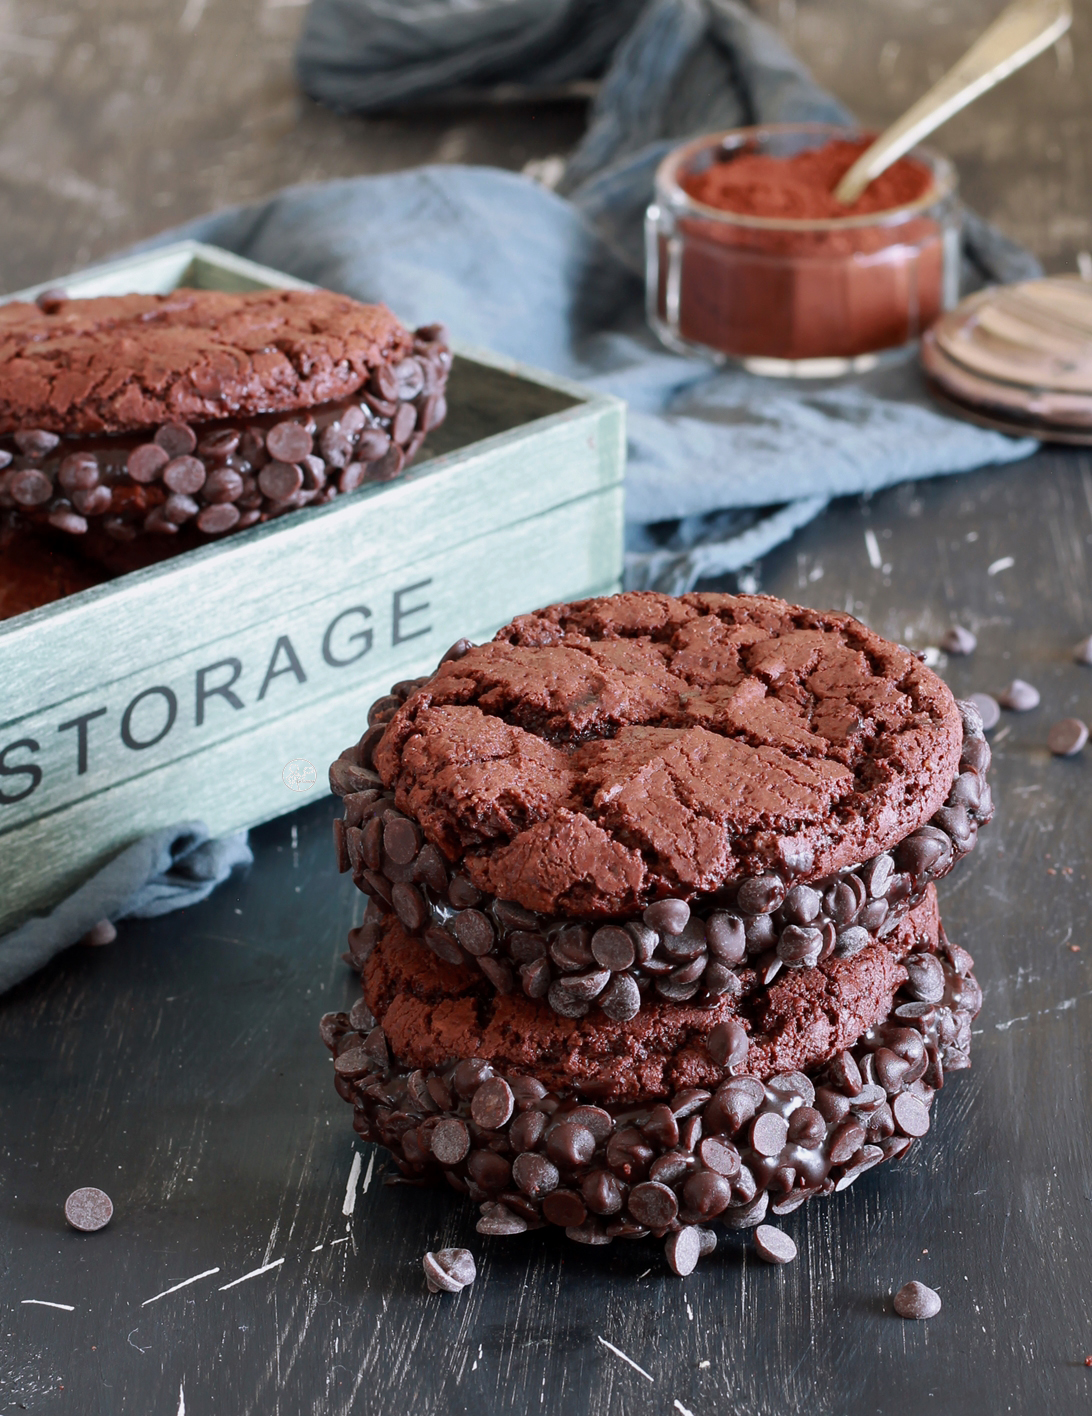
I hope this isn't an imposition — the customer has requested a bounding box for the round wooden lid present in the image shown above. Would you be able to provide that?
[921,276,1092,441]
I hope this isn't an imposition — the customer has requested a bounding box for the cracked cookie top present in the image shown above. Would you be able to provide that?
[373,592,963,917]
[0,288,412,435]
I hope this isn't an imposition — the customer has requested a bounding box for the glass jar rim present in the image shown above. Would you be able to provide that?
[655,122,958,232]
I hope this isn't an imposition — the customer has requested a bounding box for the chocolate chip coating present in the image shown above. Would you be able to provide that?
[893,1280,942,1319]
[64,1187,113,1232]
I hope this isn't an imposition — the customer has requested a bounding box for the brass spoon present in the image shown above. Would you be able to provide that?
[834,0,1071,205]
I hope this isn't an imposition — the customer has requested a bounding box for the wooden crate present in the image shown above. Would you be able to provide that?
[0,242,625,934]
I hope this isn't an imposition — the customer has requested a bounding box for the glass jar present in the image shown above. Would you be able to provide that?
[646,124,961,377]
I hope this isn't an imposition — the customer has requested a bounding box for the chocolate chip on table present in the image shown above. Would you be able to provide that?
[64,1187,113,1232]
[48,506,87,535]
[80,919,117,946]
[476,1203,528,1237]
[1073,636,1092,666]
[941,625,977,655]
[1049,717,1089,756]
[966,692,1000,731]
[512,1152,559,1198]
[628,1181,678,1229]
[753,1224,797,1265]
[998,679,1039,712]
[423,1247,476,1294]
[893,1280,942,1319]
[665,1225,702,1277]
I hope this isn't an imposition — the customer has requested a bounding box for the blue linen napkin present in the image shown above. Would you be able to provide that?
[1,0,1040,992]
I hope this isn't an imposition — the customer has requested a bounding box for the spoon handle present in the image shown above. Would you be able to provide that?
[834,0,1071,205]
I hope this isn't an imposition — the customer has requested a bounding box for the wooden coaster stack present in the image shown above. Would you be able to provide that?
[921,275,1092,444]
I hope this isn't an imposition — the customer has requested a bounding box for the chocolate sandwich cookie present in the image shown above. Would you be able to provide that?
[322,892,981,1270]
[0,288,450,571]
[331,592,993,1020]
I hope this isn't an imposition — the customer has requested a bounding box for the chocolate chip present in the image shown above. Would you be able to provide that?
[782,884,821,924]
[582,1169,624,1215]
[48,506,87,534]
[941,625,976,655]
[478,956,515,993]
[476,1204,528,1237]
[15,429,60,457]
[35,287,67,313]
[509,1111,547,1153]
[339,462,366,494]
[1074,636,1092,666]
[566,1106,613,1141]
[512,1152,559,1198]
[415,844,448,893]
[421,926,462,966]
[590,926,635,971]
[835,926,871,958]
[266,421,313,462]
[698,1137,741,1178]
[546,1122,596,1169]
[196,502,241,535]
[706,912,746,964]
[58,452,99,491]
[357,428,392,462]
[549,927,593,972]
[448,875,481,909]
[628,1180,678,1229]
[684,1170,733,1219]
[80,918,117,947]
[777,925,822,966]
[383,816,419,865]
[471,1077,515,1130]
[520,957,552,998]
[153,423,196,457]
[391,402,418,446]
[64,1187,113,1232]
[391,883,428,932]
[643,898,690,935]
[753,1224,797,1265]
[892,1092,930,1137]
[10,468,52,505]
[202,466,245,503]
[737,875,785,915]
[259,461,304,501]
[542,1190,587,1228]
[904,952,945,1003]
[599,973,641,1021]
[750,1113,789,1158]
[707,1019,749,1070]
[431,1118,470,1165]
[893,1280,941,1319]
[968,693,1000,731]
[554,970,610,1002]
[72,485,111,516]
[1049,717,1088,756]
[423,1247,476,1294]
[665,1225,702,1276]
[998,679,1039,711]
[451,909,494,956]
[369,445,405,481]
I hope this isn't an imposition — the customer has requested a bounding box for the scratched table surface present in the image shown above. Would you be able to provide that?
[5,448,1092,1414]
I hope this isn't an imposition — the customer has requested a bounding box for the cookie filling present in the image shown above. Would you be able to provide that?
[322,921,979,1273]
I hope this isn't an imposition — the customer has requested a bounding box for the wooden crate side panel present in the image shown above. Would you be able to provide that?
[0,489,623,933]
[0,399,624,718]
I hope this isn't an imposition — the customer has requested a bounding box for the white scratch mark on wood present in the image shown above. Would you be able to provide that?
[864,529,882,569]
[636,1268,651,1279]
[361,1150,376,1194]
[141,1268,220,1306]
[21,1299,75,1311]
[988,556,1015,575]
[329,1237,349,1246]
[127,1329,150,1353]
[342,1151,362,1216]
[218,1257,284,1290]
[311,1244,323,1252]
[995,990,1091,1029]
[264,1220,280,1264]
[674,1402,695,1416]
[685,1301,694,1321]
[597,1336,654,1382]
[177,1382,186,1416]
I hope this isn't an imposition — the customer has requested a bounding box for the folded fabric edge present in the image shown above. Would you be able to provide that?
[0,824,253,996]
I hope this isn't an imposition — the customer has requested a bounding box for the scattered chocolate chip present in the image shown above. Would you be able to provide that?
[996,679,1038,712]
[64,1187,113,1232]
[512,1152,559,1198]
[599,973,641,1021]
[707,1019,749,1070]
[259,461,304,501]
[893,1280,941,1319]
[430,1118,470,1165]
[196,503,241,535]
[163,456,206,495]
[10,469,52,506]
[628,1180,678,1229]
[476,1203,528,1237]
[266,421,314,463]
[127,443,170,483]
[643,898,690,935]
[15,429,60,457]
[753,1224,797,1265]
[1049,717,1088,757]
[423,1247,476,1294]
[79,919,117,947]
[941,625,976,655]
[968,693,1000,731]
[35,287,67,313]
[155,423,197,458]
[590,926,635,971]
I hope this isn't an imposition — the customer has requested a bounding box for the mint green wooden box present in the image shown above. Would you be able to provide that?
[0,242,625,935]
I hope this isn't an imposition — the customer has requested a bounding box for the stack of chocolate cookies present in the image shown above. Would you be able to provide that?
[322,592,991,1275]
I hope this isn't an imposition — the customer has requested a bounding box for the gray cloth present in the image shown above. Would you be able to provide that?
[0,826,252,994]
[167,0,1039,593]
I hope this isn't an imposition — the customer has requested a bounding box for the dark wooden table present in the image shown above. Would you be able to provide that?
[5,3,1092,1412]
[5,445,1092,1414]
